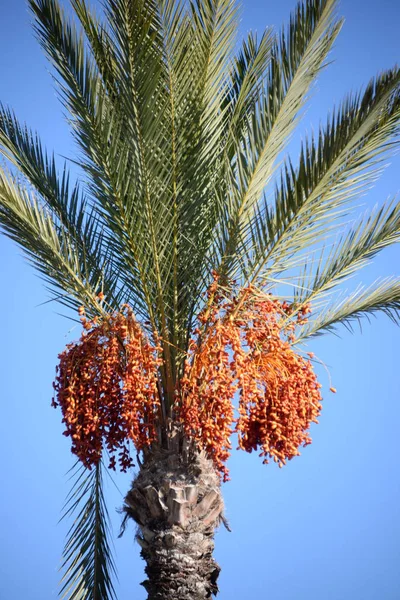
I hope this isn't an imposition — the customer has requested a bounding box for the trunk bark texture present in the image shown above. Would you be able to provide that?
[122,444,224,599]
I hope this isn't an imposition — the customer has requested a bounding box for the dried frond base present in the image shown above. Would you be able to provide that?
[122,448,224,599]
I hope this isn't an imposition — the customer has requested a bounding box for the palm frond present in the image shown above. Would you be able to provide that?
[223,28,275,155]
[186,26,275,309]
[0,104,83,229]
[0,105,156,317]
[70,0,120,97]
[297,277,400,340]
[60,462,117,600]
[172,0,240,338]
[246,68,400,283]
[0,169,116,314]
[28,0,170,330]
[189,0,239,167]
[293,198,400,304]
[216,0,342,278]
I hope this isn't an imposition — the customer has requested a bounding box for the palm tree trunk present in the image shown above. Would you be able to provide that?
[122,443,224,599]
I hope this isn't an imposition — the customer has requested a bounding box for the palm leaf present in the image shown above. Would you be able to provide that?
[297,278,400,340]
[292,198,400,305]
[0,169,116,314]
[215,0,342,278]
[0,105,84,230]
[246,68,400,283]
[69,0,120,97]
[60,462,117,600]
[223,28,275,155]
[28,0,171,332]
[171,0,241,342]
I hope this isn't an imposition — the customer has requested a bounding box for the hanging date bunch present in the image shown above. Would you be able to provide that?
[178,275,324,480]
[52,301,162,471]
[178,277,238,481]
[234,289,323,468]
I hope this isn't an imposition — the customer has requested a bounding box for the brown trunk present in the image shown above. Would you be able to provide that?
[121,444,224,599]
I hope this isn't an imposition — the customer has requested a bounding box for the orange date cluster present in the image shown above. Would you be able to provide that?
[178,279,323,480]
[52,304,162,471]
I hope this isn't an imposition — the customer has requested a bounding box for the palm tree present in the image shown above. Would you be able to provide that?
[0,0,399,597]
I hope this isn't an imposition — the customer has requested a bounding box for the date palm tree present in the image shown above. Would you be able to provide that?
[0,0,399,598]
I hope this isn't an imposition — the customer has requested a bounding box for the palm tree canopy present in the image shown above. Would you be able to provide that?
[0,0,399,598]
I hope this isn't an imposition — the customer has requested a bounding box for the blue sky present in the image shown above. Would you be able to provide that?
[0,1,399,599]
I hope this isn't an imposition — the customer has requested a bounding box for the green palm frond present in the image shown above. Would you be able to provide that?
[245,68,400,283]
[0,106,147,314]
[187,26,275,306]
[60,462,117,600]
[297,278,400,340]
[188,0,239,165]
[69,0,120,96]
[215,0,342,279]
[167,0,241,339]
[224,28,275,154]
[293,198,400,305]
[0,105,84,229]
[0,169,116,314]
[28,0,174,335]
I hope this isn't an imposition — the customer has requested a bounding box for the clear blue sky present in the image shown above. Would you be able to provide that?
[0,1,399,599]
